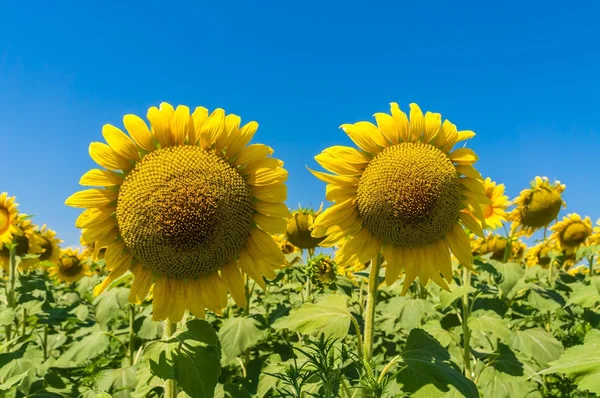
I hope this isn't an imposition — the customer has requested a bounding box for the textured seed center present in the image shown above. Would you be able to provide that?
[561,222,589,247]
[521,189,562,227]
[116,146,254,279]
[286,213,324,249]
[59,256,82,276]
[357,142,461,247]
[39,238,53,261]
[0,209,8,233]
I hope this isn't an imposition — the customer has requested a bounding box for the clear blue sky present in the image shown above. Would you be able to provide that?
[1,1,599,248]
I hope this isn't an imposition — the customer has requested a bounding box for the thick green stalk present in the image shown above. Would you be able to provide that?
[164,320,177,398]
[21,308,26,336]
[6,245,17,343]
[43,324,48,360]
[461,266,473,379]
[129,304,136,366]
[305,250,314,303]
[363,253,382,362]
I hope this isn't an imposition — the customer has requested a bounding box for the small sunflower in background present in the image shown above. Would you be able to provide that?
[0,192,21,247]
[66,102,289,322]
[0,215,44,273]
[558,250,577,270]
[286,205,325,253]
[36,224,62,265]
[525,241,555,268]
[308,254,337,288]
[590,219,600,245]
[49,248,92,283]
[311,102,487,294]
[480,178,510,230]
[509,177,566,237]
[471,233,525,263]
[274,234,299,255]
[550,213,592,254]
[567,264,589,276]
[80,235,106,260]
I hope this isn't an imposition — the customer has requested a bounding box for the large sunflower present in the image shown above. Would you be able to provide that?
[480,178,510,230]
[549,213,592,254]
[66,102,289,322]
[310,102,487,293]
[49,248,92,283]
[0,192,20,247]
[509,177,566,237]
[525,241,555,268]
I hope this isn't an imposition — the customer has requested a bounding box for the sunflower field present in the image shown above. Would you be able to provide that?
[2,103,600,398]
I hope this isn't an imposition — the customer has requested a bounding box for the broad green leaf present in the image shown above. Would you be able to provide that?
[0,342,43,394]
[567,281,600,308]
[527,288,564,312]
[488,261,525,297]
[0,308,16,327]
[144,319,220,398]
[510,328,563,367]
[439,283,475,310]
[273,294,351,339]
[395,329,478,398]
[477,343,538,398]
[219,316,266,363]
[468,310,510,343]
[53,331,110,368]
[383,296,434,330]
[538,330,600,394]
[0,371,29,392]
[94,287,130,327]
[96,366,136,395]
[422,320,457,348]
[136,314,162,340]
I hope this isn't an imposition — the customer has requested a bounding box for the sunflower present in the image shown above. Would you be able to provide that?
[509,177,566,237]
[36,224,62,265]
[308,254,337,287]
[48,248,92,283]
[274,234,299,254]
[286,205,325,250]
[66,102,290,322]
[0,192,20,248]
[0,215,44,273]
[480,178,510,230]
[80,235,106,260]
[567,264,589,276]
[549,213,592,254]
[310,102,487,294]
[591,219,600,245]
[558,250,577,270]
[525,241,555,268]
[511,239,527,262]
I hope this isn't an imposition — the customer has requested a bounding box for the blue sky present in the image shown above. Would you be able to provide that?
[1,1,599,248]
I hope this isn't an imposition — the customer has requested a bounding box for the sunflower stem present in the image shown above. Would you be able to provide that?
[305,250,314,303]
[164,320,177,398]
[363,252,382,363]
[6,244,17,344]
[42,324,48,360]
[21,307,26,336]
[461,266,473,379]
[129,304,136,366]
[350,316,363,360]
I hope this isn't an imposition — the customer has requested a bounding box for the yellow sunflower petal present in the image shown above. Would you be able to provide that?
[423,112,442,143]
[129,267,153,304]
[445,223,473,268]
[79,169,123,187]
[250,184,287,203]
[102,124,140,161]
[65,189,117,208]
[190,106,209,145]
[123,114,155,151]
[309,169,359,188]
[408,103,424,141]
[234,144,274,166]
[390,102,410,142]
[89,142,132,171]
[340,122,384,154]
[220,261,246,308]
[450,148,478,165]
[171,105,192,145]
[147,106,173,148]
[226,121,258,158]
[374,112,399,144]
[253,213,287,234]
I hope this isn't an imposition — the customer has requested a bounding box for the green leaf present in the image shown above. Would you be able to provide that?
[382,296,434,330]
[468,310,511,343]
[273,294,351,339]
[527,288,564,312]
[538,331,600,394]
[439,283,475,310]
[395,329,478,398]
[477,343,538,398]
[219,316,266,363]
[422,320,457,348]
[510,328,563,367]
[567,280,600,308]
[96,366,136,395]
[488,261,525,297]
[52,331,110,368]
[94,287,130,327]
[0,371,29,392]
[144,319,220,398]
[0,308,16,327]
